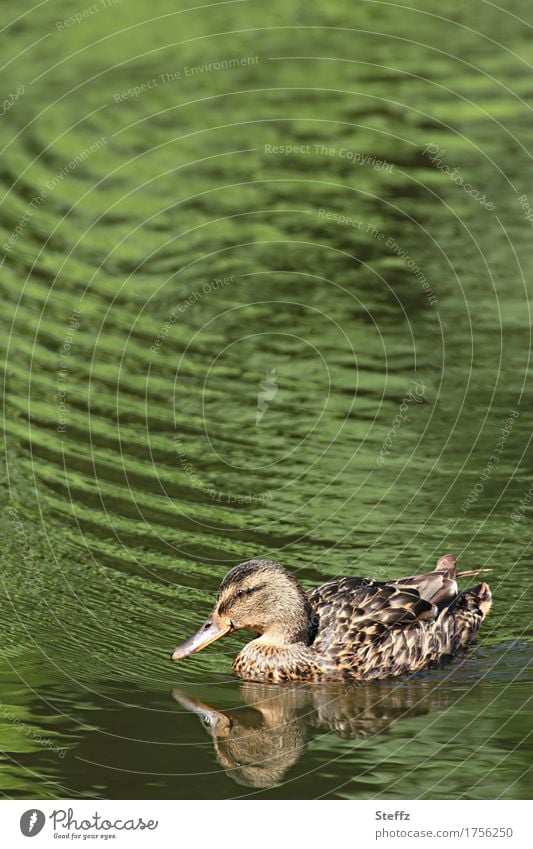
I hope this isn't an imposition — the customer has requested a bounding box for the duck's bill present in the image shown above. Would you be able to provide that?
[171,689,231,736]
[171,619,231,661]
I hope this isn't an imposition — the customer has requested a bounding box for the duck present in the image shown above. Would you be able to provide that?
[170,554,492,683]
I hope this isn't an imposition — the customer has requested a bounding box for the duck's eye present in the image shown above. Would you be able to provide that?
[235,589,246,598]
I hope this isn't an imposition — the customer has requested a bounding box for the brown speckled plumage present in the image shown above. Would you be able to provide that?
[171,554,492,683]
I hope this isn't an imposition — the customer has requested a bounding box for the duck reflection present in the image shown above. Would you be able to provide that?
[172,679,449,788]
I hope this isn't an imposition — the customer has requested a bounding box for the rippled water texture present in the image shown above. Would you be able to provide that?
[0,0,532,799]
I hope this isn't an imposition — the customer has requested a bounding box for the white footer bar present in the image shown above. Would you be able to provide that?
[0,799,529,848]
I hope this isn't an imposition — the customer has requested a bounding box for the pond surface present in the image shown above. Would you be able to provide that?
[0,0,532,799]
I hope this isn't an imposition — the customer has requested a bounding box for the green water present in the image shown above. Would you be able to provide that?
[0,0,532,799]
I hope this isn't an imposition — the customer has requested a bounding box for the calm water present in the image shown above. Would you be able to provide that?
[0,0,532,799]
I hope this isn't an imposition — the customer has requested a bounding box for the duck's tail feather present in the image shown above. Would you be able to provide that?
[449,580,492,618]
[439,581,492,657]
[456,568,492,577]
[471,581,493,618]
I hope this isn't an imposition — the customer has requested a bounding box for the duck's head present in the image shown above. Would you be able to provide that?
[171,559,311,661]
[171,686,305,788]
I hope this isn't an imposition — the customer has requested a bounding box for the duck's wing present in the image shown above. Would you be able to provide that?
[307,556,460,648]
[307,576,437,657]
[306,556,491,679]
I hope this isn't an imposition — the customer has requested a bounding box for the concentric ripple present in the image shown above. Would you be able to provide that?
[0,0,532,800]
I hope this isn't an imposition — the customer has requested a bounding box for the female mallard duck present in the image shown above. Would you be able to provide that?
[171,555,492,683]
